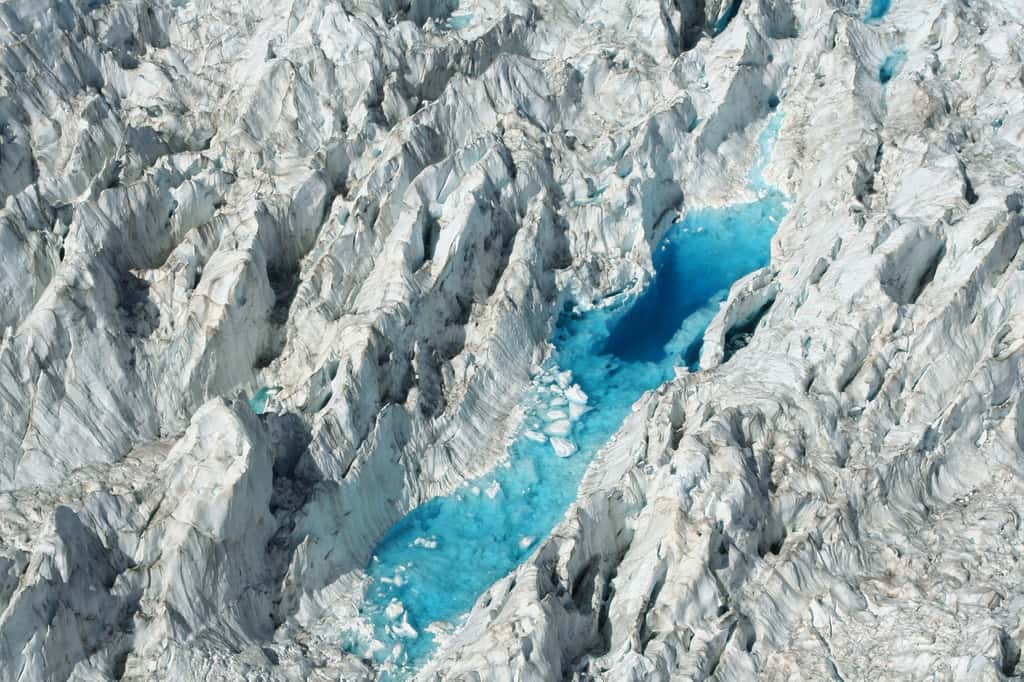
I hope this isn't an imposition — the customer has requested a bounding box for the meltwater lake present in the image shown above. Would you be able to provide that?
[348,111,788,677]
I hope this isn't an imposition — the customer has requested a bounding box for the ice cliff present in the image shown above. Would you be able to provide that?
[0,0,1022,679]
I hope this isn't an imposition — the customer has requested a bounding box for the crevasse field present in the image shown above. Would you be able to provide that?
[0,0,1021,679]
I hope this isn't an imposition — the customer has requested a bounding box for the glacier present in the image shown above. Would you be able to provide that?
[0,0,1022,680]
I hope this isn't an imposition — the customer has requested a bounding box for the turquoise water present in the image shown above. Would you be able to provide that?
[879,50,907,84]
[865,0,891,21]
[446,13,473,30]
[249,386,280,415]
[350,113,788,678]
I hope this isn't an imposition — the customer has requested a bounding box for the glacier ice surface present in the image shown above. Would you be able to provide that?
[1,0,1022,679]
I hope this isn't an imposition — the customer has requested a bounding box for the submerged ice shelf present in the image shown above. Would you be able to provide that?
[350,113,788,678]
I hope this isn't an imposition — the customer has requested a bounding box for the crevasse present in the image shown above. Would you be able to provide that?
[350,110,789,679]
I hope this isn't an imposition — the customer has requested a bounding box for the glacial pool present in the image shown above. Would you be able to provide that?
[865,0,892,21]
[347,113,788,678]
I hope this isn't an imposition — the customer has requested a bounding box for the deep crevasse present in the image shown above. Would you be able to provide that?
[351,111,788,678]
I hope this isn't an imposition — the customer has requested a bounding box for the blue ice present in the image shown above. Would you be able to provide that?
[348,111,789,679]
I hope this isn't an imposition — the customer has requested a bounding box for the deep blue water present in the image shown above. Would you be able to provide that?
[348,112,788,678]
[603,199,782,364]
[714,0,744,35]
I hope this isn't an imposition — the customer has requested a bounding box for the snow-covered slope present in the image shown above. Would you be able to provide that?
[0,0,1021,679]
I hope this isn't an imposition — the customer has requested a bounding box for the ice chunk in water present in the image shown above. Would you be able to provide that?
[550,437,577,458]
[544,420,572,437]
[385,600,405,619]
[565,385,588,404]
[569,402,589,421]
[523,430,546,442]
[485,481,501,499]
[391,614,417,639]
